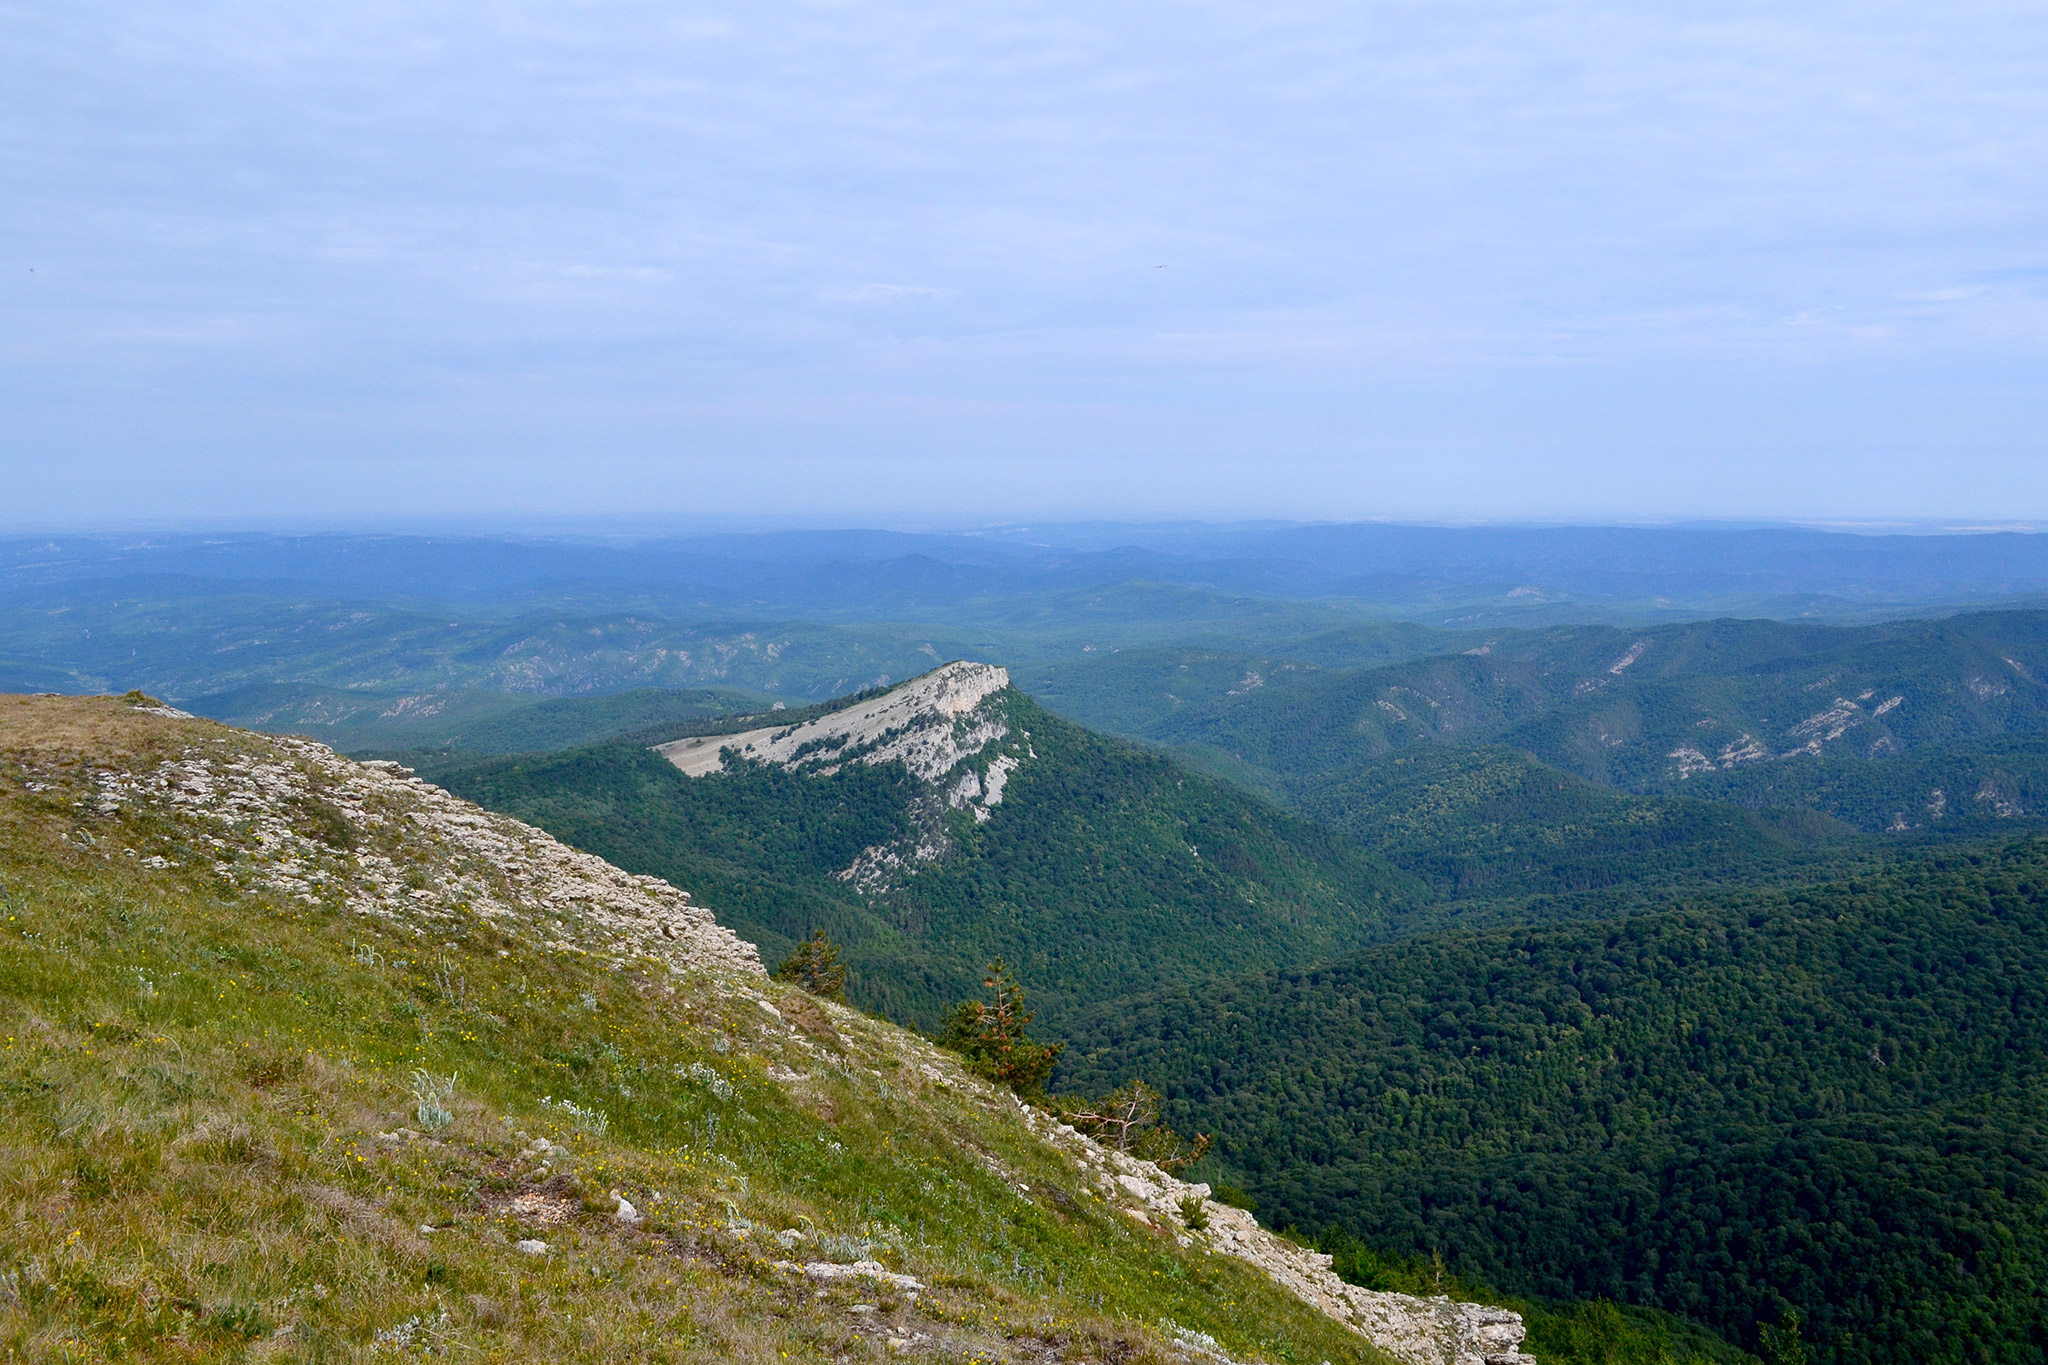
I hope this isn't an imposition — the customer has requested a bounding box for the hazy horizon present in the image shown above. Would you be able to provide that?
[8,2,2046,524]
[5,514,2047,540]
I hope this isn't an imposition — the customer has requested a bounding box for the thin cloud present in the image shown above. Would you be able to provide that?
[822,284,959,304]
[3,0,2045,521]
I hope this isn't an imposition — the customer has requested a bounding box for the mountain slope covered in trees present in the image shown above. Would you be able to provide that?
[424,681,1416,1029]
[1096,612,2048,843]
[1061,837,2048,1365]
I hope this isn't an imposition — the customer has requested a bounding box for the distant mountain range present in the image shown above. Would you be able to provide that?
[179,681,772,755]
[1036,611,2048,839]
[9,523,2048,624]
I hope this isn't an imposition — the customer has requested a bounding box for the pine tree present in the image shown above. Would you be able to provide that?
[1055,1080,1212,1172]
[771,928,847,1002]
[937,960,1063,1096]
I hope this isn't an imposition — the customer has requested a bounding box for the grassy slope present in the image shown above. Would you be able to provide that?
[422,690,1418,1029]
[0,695,1384,1365]
[1061,839,2048,1365]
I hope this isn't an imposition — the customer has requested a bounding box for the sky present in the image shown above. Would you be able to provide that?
[4,0,2047,527]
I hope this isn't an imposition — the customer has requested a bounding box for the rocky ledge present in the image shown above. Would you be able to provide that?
[1015,1104,1536,1365]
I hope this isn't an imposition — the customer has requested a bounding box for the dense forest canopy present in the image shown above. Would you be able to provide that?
[1062,837,2048,1364]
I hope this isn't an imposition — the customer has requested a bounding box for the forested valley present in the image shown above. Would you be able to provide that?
[17,531,2048,1365]
[1061,837,2048,1363]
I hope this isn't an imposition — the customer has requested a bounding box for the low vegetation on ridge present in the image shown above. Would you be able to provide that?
[0,694,1388,1363]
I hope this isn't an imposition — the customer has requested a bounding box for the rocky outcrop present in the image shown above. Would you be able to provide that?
[655,661,1012,789]
[656,662,1032,889]
[92,733,763,979]
[1014,1104,1536,1365]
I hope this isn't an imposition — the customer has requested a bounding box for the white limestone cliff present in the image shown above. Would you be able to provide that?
[1012,1103,1535,1365]
[654,662,1031,886]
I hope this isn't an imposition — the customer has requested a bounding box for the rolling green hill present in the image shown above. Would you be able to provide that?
[420,680,1417,1031]
[1017,623,1475,738]
[185,681,773,755]
[0,580,995,701]
[1133,611,2048,840]
[1060,837,2048,1365]
[0,572,1427,707]
[1227,743,1868,927]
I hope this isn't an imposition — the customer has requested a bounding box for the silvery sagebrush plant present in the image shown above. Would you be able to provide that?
[410,1068,457,1131]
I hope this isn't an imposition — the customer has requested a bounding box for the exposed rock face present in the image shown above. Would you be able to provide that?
[1015,1104,1536,1365]
[655,661,1012,788]
[654,662,1031,890]
[94,733,762,979]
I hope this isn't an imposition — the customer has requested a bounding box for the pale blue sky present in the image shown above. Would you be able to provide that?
[5,1,2046,525]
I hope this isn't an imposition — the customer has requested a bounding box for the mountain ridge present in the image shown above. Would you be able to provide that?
[0,690,1536,1365]
[419,668,1417,1029]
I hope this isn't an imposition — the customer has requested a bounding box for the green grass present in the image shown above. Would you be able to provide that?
[0,695,1390,1364]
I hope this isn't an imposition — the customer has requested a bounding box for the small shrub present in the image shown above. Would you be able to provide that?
[1177,1195,1209,1232]
[294,796,358,851]
[241,1043,307,1088]
[70,1154,114,1202]
[410,1069,457,1131]
[814,1230,876,1262]
[542,1095,609,1136]
[1209,1181,1256,1212]
[1054,1080,1212,1173]
[375,1308,448,1350]
[677,1061,734,1100]
[207,1302,272,1340]
[1761,1312,1810,1365]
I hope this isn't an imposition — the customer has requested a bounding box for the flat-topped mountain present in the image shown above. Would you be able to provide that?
[657,661,1025,829]
[423,665,1415,1027]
